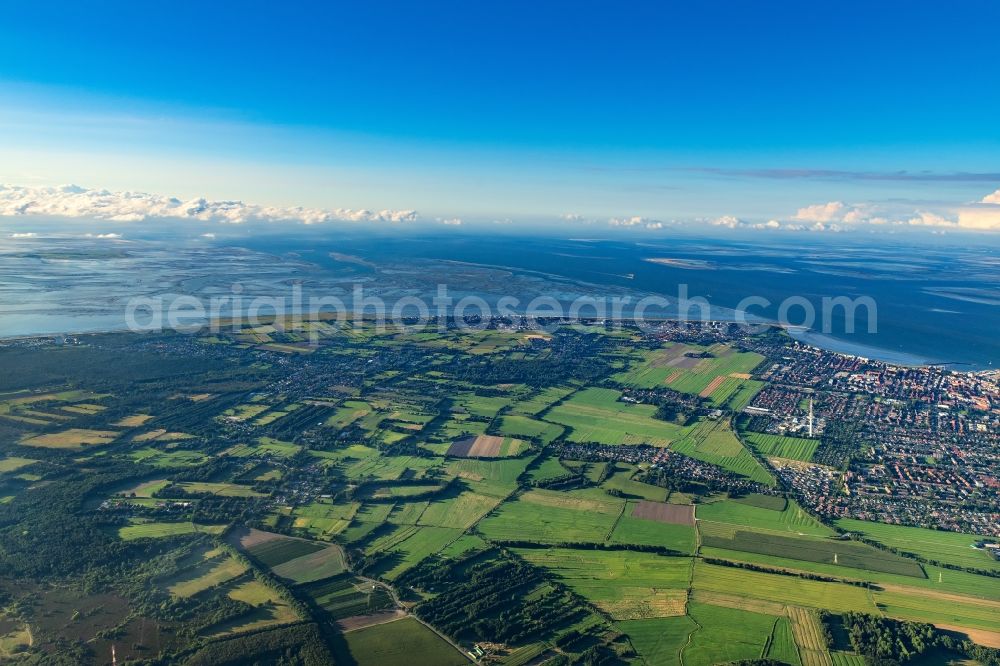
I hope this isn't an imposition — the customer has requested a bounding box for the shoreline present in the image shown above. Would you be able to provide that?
[0,314,988,374]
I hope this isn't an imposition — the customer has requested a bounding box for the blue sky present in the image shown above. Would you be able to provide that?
[2,1,1000,231]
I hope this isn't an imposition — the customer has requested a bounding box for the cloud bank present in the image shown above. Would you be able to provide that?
[0,184,418,225]
[3,183,998,235]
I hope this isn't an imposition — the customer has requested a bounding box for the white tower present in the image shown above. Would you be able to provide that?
[808,398,814,438]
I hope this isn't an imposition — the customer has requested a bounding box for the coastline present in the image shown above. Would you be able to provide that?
[0,313,988,373]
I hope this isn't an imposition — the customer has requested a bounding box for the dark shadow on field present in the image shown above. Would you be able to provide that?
[362,551,405,580]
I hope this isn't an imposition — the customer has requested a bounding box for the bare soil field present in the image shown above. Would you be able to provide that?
[699,376,727,398]
[632,501,695,526]
[447,434,504,457]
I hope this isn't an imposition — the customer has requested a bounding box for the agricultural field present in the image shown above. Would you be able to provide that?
[786,606,830,666]
[302,576,395,619]
[725,379,766,411]
[445,457,532,491]
[0,456,36,474]
[205,579,300,637]
[513,548,692,620]
[601,464,669,501]
[241,532,326,567]
[525,454,571,483]
[369,526,464,580]
[128,447,209,467]
[508,384,577,416]
[336,617,469,666]
[691,561,878,613]
[696,496,833,537]
[766,616,802,665]
[872,589,1000,632]
[744,431,820,462]
[1,323,998,664]
[478,487,625,543]
[671,419,775,485]
[179,482,266,497]
[417,491,502,529]
[118,520,225,541]
[835,518,1000,572]
[682,601,779,665]
[19,428,119,449]
[700,529,926,577]
[446,434,525,458]
[165,554,248,598]
[269,544,347,583]
[615,344,763,398]
[290,500,358,539]
[697,546,1000,602]
[545,387,686,446]
[609,515,698,554]
[495,414,564,443]
[618,616,698,665]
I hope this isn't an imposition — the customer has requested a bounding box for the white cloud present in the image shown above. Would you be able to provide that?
[781,196,1000,231]
[439,217,463,226]
[0,184,418,225]
[793,201,846,223]
[710,215,745,229]
[200,232,216,238]
[9,232,36,238]
[561,213,586,222]
[905,211,956,227]
[609,216,646,227]
[957,206,1000,230]
[85,232,122,239]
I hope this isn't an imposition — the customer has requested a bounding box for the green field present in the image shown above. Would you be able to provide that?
[608,503,697,554]
[601,464,669,501]
[446,457,532,495]
[7,315,998,665]
[525,455,570,483]
[179,482,265,497]
[247,537,326,567]
[167,557,249,598]
[671,419,774,485]
[496,414,565,443]
[545,387,686,446]
[682,601,778,666]
[303,576,394,619]
[744,431,820,462]
[372,526,463,580]
[697,496,833,537]
[478,488,624,543]
[692,561,877,613]
[417,491,502,529]
[128,447,210,467]
[118,520,224,541]
[699,546,1000,602]
[337,617,469,666]
[325,400,373,429]
[835,518,1000,572]
[726,380,766,411]
[618,616,698,665]
[873,589,1000,632]
[509,384,577,416]
[270,545,347,583]
[766,616,801,665]
[701,529,926,577]
[514,549,691,620]
[0,457,36,473]
[291,500,358,538]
